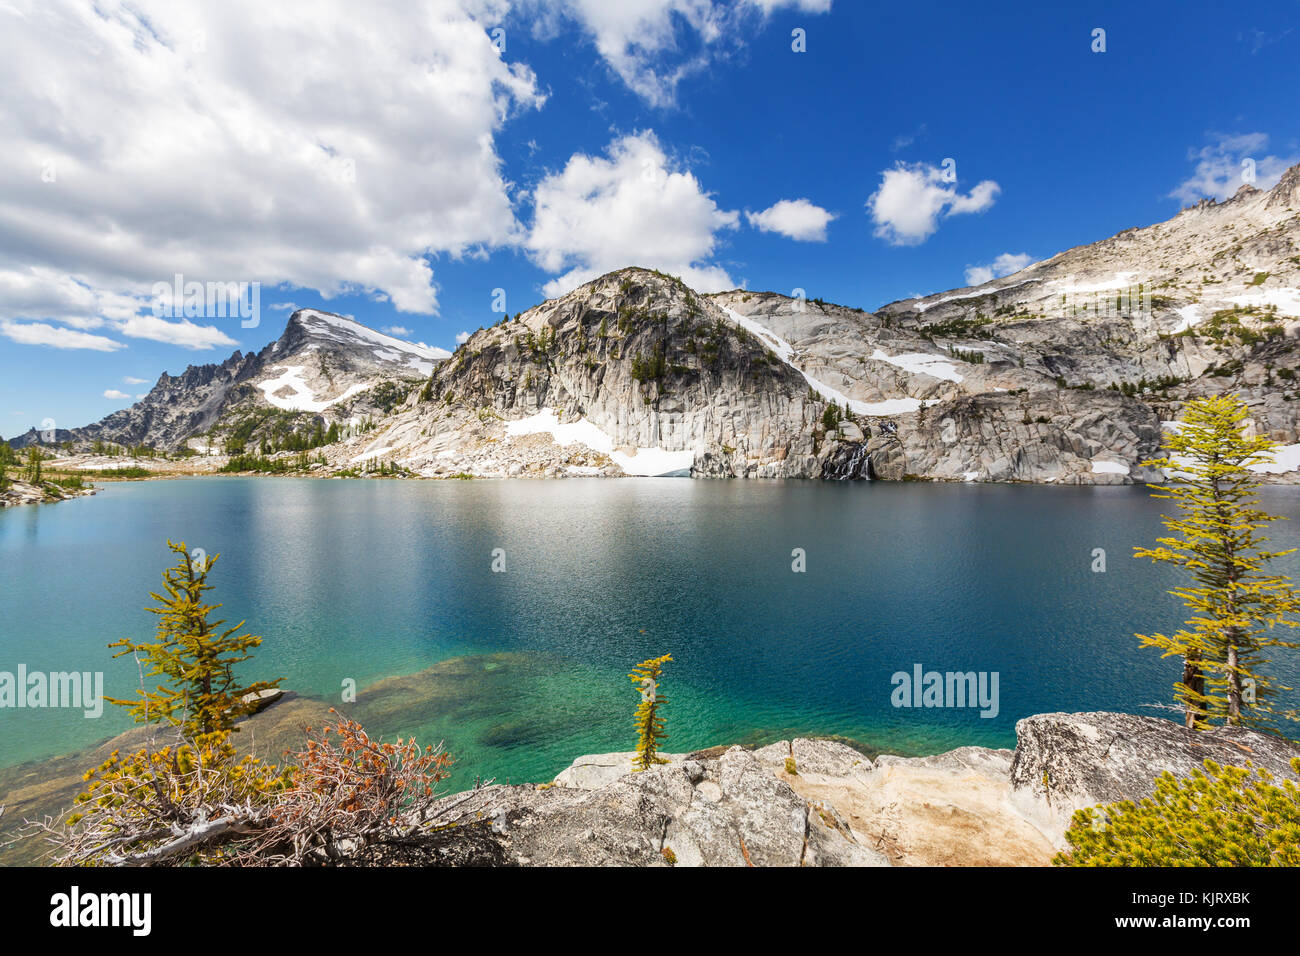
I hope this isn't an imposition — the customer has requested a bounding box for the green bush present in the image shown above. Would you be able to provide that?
[1055,758,1300,866]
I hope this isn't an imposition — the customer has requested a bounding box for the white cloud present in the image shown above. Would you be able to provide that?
[0,0,544,352]
[526,131,740,297]
[523,0,831,107]
[1240,27,1293,55]
[455,330,472,344]
[964,252,1036,287]
[124,376,149,385]
[0,320,125,351]
[746,199,835,242]
[748,0,831,11]
[0,266,245,348]
[270,302,297,312]
[103,389,132,400]
[890,122,927,153]
[382,325,412,336]
[866,163,1000,246]
[117,314,238,351]
[1170,133,1300,203]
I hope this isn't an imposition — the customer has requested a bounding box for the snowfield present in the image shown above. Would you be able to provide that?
[504,409,695,476]
[1226,288,1300,318]
[296,310,451,375]
[1249,442,1300,475]
[1048,271,1140,295]
[1171,305,1202,333]
[1090,459,1130,475]
[914,277,1036,312]
[1159,421,1300,476]
[869,348,964,383]
[257,366,374,412]
[720,308,938,415]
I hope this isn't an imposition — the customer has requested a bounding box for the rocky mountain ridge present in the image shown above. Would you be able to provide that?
[14,162,1300,483]
[8,310,447,454]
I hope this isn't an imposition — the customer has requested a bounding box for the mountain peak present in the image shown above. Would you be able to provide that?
[274,308,451,367]
[1266,160,1300,210]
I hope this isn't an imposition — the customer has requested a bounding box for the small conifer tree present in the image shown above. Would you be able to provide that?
[629,654,672,771]
[106,539,282,736]
[25,445,42,484]
[1136,395,1300,730]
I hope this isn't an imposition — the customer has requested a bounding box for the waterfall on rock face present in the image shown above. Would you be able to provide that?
[845,444,869,479]
[821,442,871,480]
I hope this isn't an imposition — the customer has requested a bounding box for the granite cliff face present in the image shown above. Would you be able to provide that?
[346,269,827,478]
[20,162,1300,482]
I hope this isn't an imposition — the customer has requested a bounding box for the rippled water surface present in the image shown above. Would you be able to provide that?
[4,476,1300,790]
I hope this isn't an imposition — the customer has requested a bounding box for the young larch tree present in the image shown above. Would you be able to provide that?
[107,539,282,736]
[1136,396,1299,731]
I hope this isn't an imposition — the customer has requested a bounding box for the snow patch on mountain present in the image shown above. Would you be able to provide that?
[1226,288,1300,317]
[1249,442,1300,475]
[914,278,1036,312]
[721,306,796,362]
[258,365,374,412]
[1049,272,1140,295]
[1171,305,1202,334]
[294,309,450,374]
[719,307,936,416]
[504,408,694,476]
[870,348,964,383]
[1090,459,1130,475]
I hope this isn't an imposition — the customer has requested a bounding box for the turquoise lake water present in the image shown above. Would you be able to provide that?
[3,476,1300,792]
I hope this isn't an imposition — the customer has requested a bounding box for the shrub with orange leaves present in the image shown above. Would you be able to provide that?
[37,711,457,867]
[241,709,455,864]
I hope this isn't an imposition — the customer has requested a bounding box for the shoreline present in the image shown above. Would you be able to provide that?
[8,708,1295,866]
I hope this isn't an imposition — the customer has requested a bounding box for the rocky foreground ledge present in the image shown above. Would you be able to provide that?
[419,712,1300,867]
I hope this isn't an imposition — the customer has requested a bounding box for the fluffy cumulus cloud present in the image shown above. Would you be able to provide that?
[0,320,124,352]
[102,389,131,400]
[964,252,1036,287]
[746,199,835,241]
[455,331,473,344]
[1170,133,1300,203]
[866,163,1000,246]
[522,0,832,107]
[526,131,740,297]
[0,0,543,351]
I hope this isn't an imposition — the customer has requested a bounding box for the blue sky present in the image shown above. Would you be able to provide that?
[3,0,1299,436]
